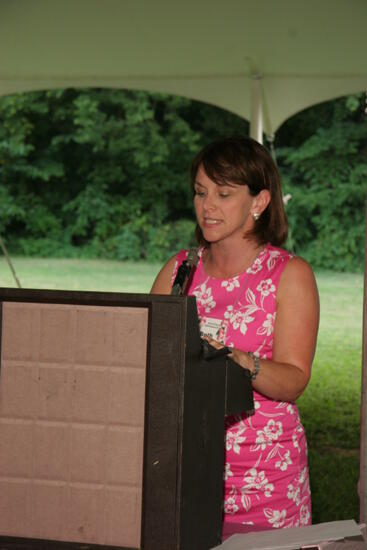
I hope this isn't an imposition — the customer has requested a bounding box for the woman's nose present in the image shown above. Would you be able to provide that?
[202,193,216,211]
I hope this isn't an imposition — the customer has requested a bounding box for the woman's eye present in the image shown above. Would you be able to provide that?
[219,193,230,198]
[195,190,205,197]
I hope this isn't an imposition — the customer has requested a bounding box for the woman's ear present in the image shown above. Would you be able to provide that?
[251,189,271,217]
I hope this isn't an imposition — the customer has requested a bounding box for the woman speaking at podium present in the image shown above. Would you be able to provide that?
[151,136,319,539]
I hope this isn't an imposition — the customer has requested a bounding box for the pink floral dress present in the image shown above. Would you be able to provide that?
[173,244,311,539]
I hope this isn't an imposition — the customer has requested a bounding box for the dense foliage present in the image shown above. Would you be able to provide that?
[276,94,367,271]
[0,88,365,269]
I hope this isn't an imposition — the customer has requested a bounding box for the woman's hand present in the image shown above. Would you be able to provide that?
[202,336,254,372]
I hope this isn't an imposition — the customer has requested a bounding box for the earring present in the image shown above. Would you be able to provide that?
[252,212,260,221]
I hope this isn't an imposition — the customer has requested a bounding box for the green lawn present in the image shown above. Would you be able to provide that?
[0,257,162,293]
[297,271,363,523]
[0,257,364,524]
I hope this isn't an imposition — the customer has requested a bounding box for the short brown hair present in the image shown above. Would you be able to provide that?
[190,136,288,247]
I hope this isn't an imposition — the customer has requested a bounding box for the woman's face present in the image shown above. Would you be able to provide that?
[193,165,256,246]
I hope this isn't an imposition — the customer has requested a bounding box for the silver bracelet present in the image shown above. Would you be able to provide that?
[249,352,260,380]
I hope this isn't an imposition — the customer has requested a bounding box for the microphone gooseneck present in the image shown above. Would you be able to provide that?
[171,248,199,296]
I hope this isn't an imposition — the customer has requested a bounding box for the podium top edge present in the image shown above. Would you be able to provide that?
[0,287,196,307]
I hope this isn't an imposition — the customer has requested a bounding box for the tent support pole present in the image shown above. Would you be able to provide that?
[250,75,263,144]
[360,195,367,524]
[0,234,21,288]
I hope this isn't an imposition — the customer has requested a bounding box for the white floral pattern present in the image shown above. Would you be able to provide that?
[252,419,283,453]
[221,277,240,292]
[258,313,275,336]
[300,504,311,525]
[173,244,310,538]
[242,468,274,497]
[247,259,263,275]
[224,486,239,515]
[275,449,292,471]
[224,462,233,481]
[256,278,276,298]
[192,279,216,312]
[264,508,287,528]
[226,427,247,454]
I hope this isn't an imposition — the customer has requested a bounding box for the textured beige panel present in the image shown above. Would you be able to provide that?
[111,310,149,368]
[71,366,110,423]
[0,480,32,536]
[75,306,148,368]
[34,422,70,480]
[39,307,74,362]
[0,362,38,418]
[70,425,107,484]
[66,485,102,543]
[1,304,39,361]
[108,369,146,425]
[75,308,114,365]
[0,420,33,477]
[38,365,71,421]
[104,487,142,548]
[31,482,67,540]
[106,426,144,485]
[0,301,148,548]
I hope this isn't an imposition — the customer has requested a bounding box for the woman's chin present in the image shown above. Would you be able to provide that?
[201,226,223,242]
[202,233,221,244]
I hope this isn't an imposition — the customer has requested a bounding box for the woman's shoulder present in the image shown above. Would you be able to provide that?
[257,243,293,277]
[277,251,318,302]
[266,243,293,261]
[265,243,315,278]
[283,254,316,283]
[263,244,317,290]
[150,253,178,294]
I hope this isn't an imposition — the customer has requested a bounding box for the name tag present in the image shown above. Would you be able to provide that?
[200,317,228,344]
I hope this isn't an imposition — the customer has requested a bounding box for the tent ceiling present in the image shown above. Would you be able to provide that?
[0,0,366,132]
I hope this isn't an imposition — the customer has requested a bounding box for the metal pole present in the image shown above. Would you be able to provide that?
[0,234,21,288]
[360,195,367,524]
[250,75,263,144]
[266,133,277,164]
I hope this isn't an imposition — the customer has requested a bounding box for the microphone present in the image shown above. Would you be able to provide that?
[171,248,199,295]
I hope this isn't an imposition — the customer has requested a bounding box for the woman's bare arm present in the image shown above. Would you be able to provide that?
[150,254,177,294]
[207,257,319,402]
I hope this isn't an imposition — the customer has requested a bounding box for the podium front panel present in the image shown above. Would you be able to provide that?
[0,300,148,548]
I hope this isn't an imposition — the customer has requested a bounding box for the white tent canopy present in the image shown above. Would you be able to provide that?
[0,0,366,137]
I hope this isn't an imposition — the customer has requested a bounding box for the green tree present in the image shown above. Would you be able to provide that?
[276,94,367,271]
[0,89,201,260]
[1,88,365,268]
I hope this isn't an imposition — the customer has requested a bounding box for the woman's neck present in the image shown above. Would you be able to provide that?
[203,240,265,279]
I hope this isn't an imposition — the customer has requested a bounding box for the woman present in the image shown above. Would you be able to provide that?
[151,136,319,538]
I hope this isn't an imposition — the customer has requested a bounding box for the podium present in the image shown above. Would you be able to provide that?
[0,288,253,550]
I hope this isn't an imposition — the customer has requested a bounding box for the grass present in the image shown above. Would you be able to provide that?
[297,270,363,524]
[0,257,162,293]
[0,257,364,524]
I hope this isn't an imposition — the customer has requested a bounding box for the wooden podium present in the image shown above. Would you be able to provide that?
[0,288,253,550]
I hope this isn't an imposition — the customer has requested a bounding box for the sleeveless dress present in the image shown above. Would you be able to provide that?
[173,244,311,539]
